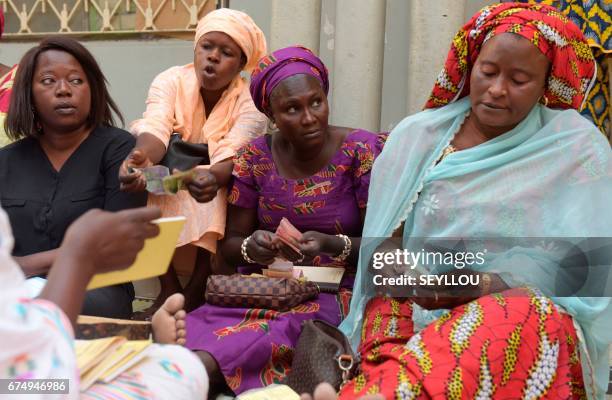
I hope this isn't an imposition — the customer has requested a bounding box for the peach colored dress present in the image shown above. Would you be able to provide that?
[130,65,267,252]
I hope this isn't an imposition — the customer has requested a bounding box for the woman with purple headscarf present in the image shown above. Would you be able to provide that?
[185,45,386,395]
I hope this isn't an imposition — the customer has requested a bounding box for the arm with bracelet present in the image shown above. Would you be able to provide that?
[291,189,369,266]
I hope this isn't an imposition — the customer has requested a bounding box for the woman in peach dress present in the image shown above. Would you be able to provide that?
[120,9,267,314]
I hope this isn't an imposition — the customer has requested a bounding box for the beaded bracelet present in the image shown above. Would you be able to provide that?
[241,235,256,264]
[332,234,351,262]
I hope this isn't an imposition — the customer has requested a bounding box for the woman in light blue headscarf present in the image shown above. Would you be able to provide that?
[338,3,612,399]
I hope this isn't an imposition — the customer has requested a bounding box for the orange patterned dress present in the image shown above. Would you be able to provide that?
[339,289,586,399]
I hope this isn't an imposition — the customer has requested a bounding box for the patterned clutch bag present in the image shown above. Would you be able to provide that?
[205,274,320,311]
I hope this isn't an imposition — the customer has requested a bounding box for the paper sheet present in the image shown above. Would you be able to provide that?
[87,217,185,290]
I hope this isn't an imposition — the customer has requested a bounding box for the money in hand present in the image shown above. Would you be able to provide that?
[142,165,170,195]
[141,166,195,195]
[275,217,304,257]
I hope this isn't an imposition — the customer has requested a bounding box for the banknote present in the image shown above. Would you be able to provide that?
[275,217,303,257]
[139,166,195,195]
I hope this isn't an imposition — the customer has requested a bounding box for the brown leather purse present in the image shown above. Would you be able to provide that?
[205,274,319,312]
[284,319,359,395]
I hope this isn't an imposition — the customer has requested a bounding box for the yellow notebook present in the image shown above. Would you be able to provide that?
[75,338,151,391]
[87,217,185,290]
[76,337,124,373]
[100,340,150,383]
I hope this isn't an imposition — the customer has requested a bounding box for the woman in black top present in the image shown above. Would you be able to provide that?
[0,36,146,318]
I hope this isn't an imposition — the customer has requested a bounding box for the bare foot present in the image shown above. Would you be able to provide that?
[151,293,187,345]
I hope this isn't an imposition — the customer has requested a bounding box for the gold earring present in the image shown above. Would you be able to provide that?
[540,95,549,107]
[268,119,277,131]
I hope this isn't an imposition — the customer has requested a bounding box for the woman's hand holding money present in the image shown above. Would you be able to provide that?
[243,230,281,265]
[119,150,153,192]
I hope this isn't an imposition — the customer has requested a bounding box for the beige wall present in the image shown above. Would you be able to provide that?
[1,0,496,133]
[236,0,496,132]
[0,39,194,127]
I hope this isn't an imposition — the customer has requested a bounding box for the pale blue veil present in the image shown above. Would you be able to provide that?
[340,97,612,398]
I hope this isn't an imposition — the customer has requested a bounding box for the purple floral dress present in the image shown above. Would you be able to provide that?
[185,129,385,394]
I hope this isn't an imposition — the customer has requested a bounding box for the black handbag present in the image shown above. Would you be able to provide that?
[284,319,359,395]
[160,133,210,172]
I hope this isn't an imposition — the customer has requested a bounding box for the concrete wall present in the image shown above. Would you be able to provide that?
[235,0,496,131]
[1,0,496,132]
[385,0,494,128]
[0,39,193,127]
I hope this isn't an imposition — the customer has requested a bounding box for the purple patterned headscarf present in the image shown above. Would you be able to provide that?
[249,45,329,116]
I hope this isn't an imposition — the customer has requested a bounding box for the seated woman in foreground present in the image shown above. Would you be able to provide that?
[0,37,146,318]
[185,46,386,395]
[339,3,612,400]
[0,205,208,399]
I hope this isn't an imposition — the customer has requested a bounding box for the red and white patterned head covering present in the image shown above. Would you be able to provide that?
[426,2,596,111]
